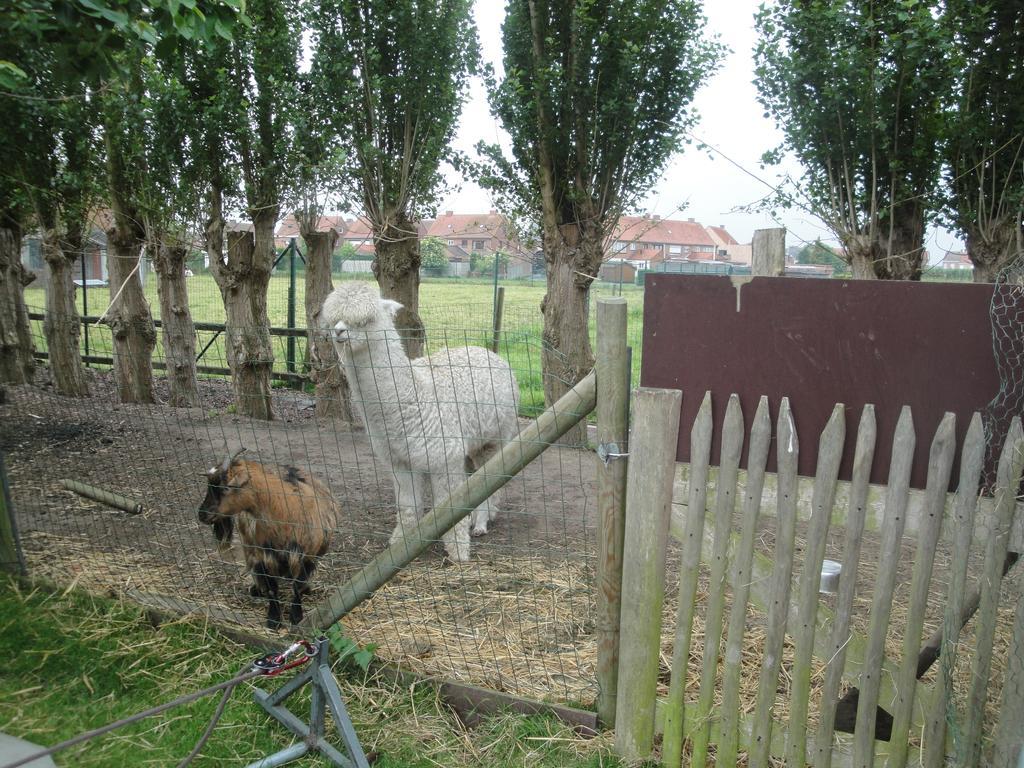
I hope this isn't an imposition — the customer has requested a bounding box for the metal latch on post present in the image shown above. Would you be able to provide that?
[597,442,629,466]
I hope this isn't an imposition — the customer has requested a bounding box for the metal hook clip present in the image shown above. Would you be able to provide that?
[596,441,629,467]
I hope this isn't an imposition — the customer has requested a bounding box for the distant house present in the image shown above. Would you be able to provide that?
[274,214,347,250]
[937,250,972,271]
[705,224,741,260]
[424,210,534,278]
[603,215,741,274]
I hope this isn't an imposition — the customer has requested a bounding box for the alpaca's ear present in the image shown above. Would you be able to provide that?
[380,299,403,319]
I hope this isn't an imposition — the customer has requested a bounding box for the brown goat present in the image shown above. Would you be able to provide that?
[198,451,337,628]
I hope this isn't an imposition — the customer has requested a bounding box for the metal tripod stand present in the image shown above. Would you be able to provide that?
[245,637,370,768]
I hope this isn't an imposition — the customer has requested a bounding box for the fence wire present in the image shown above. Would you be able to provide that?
[4,296,610,707]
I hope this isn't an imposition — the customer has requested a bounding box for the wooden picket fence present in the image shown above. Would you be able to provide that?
[612,390,1024,767]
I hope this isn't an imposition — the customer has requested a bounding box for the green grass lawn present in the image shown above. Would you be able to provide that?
[22,274,645,418]
[0,576,622,767]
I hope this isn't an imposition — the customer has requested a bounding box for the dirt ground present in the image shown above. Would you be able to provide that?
[1,367,1018,755]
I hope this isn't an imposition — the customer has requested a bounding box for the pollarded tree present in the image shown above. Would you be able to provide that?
[292,73,355,423]
[23,86,99,398]
[311,0,478,358]
[942,1,1024,282]
[480,0,721,439]
[97,2,248,405]
[755,1,951,280]
[0,95,37,385]
[99,51,158,404]
[141,56,208,407]
[182,0,296,420]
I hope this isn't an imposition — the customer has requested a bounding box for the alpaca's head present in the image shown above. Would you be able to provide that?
[321,281,403,354]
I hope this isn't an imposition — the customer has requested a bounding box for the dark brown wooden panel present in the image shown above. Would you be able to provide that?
[639,275,1000,489]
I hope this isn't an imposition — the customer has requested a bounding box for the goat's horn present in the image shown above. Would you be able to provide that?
[222,447,246,473]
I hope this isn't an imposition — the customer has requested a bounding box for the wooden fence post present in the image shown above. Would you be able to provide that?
[662,391,713,768]
[595,297,629,729]
[613,387,682,763]
[751,228,786,276]
[490,286,505,354]
[303,370,598,630]
[690,395,745,768]
[784,404,846,766]
[853,406,915,767]
[0,453,25,574]
[963,417,1024,767]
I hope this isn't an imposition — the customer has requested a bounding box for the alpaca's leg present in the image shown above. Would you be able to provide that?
[432,465,471,562]
[389,469,421,549]
[468,444,507,536]
[465,452,496,536]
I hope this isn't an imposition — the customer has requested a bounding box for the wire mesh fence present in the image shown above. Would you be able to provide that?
[3,290,620,707]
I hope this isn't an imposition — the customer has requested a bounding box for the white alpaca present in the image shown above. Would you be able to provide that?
[321,281,520,562]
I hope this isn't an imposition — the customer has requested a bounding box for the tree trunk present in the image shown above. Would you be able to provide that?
[372,212,425,359]
[876,208,925,280]
[0,225,36,384]
[967,218,1020,283]
[41,231,88,396]
[541,220,604,446]
[153,243,200,407]
[104,224,156,403]
[212,230,274,420]
[302,228,354,423]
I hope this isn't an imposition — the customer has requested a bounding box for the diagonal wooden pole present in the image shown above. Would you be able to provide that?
[303,370,598,630]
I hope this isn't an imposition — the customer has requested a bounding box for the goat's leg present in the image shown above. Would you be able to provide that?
[289,558,317,625]
[389,469,422,552]
[254,561,282,629]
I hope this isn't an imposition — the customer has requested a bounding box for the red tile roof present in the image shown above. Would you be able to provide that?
[425,211,507,239]
[612,216,717,248]
[276,214,347,240]
[706,225,739,246]
[941,250,971,266]
[340,216,374,239]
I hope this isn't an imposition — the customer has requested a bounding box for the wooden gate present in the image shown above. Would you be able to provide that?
[613,392,1024,767]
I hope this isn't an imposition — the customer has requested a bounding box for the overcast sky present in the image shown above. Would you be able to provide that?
[441,1,964,259]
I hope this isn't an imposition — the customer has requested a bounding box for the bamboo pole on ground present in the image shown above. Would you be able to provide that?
[303,370,598,630]
[595,298,630,729]
[613,387,682,763]
[59,479,144,515]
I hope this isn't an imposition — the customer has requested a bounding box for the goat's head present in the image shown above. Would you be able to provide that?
[321,281,403,354]
[198,448,249,546]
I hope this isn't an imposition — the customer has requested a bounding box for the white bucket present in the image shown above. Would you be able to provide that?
[820,559,842,594]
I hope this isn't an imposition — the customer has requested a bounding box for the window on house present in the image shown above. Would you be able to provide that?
[612,241,627,253]
[473,240,485,250]
[447,239,454,246]
[630,242,637,251]
[461,239,468,246]
[669,245,681,255]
